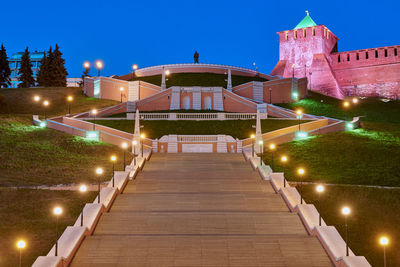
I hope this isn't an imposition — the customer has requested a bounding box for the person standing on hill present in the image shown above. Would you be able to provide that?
[194,51,199,63]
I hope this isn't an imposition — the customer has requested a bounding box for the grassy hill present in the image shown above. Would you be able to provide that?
[130,72,267,87]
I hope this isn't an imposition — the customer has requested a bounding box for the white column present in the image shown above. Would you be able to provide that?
[255,110,263,154]
[161,67,166,90]
[227,69,232,91]
[132,109,141,154]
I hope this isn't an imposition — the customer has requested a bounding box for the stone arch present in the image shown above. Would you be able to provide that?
[182,96,191,110]
[203,96,212,110]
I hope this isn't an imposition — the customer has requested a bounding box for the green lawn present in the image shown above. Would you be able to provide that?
[91,119,308,139]
[301,185,400,267]
[0,115,132,187]
[0,188,97,267]
[130,72,267,88]
[0,87,118,118]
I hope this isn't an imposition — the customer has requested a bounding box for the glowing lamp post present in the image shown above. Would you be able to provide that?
[91,109,97,130]
[316,184,324,226]
[33,95,40,102]
[258,140,264,166]
[379,236,389,267]
[281,156,288,187]
[297,168,305,204]
[296,109,303,131]
[95,60,103,76]
[79,184,87,226]
[132,64,138,71]
[132,140,137,166]
[140,134,145,157]
[119,87,124,103]
[83,61,90,71]
[67,96,73,114]
[121,142,128,170]
[269,144,276,169]
[16,240,26,267]
[43,100,49,119]
[341,206,351,256]
[96,168,103,203]
[53,206,62,256]
[352,97,358,104]
[111,155,117,187]
[250,134,255,157]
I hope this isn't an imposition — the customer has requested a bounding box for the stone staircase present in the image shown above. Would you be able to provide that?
[170,88,180,110]
[253,81,264,102]
[213,89,224,111]
[126,101,136,112]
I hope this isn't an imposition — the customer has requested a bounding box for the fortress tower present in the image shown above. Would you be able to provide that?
[271,12,400,99]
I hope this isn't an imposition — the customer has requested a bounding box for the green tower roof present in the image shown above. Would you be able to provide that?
[294,11,317,29]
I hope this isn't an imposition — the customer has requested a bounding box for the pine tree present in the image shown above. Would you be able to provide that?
[17,47,35,88]
[0,44,11,88]
[50,44,68,87]
[36,51,49,87]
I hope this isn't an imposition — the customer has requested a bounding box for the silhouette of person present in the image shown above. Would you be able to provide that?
[194,51,199,63]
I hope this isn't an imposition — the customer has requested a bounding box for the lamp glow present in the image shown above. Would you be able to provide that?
[380,237,389,246]
[39,121,47,127]
[91,109,97,115]
[281,156,287,162]
[316,184,324,193]
[17,240,26,249]
[132,64,138,70]
[165,70,170,75]
[67,96,73,102]
[132,140,137,145]
[352,97,358,104]
[121,142,128,149]
[292,92,299,98]
[79,184,87,192]
[342,206,351,215]
[43,100,49,107]
[298,168,305,175]
[120,87,124,92]
[346,123,354,130]
[111,155,117,162]
[53,207,62,215]
[258,140,263,145]
[95,60,103,69]
[33,95,40,102]
[343,101,350,108]
[96,167,103,175]
[296,110,303,115]
[269,144,276,150]
[83,62,90,69]
[140,134,145,139]
[251,134,255,139]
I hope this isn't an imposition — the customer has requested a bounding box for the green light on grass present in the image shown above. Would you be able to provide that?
[39,121,47,128]
[296,131,308,139]
[292,92,299,99]
[346,123,354,130]
[86,131,99,141]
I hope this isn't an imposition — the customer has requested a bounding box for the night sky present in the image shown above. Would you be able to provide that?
[2,0,399,77]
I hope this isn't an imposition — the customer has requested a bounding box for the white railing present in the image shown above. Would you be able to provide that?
[132,113,258,120]
[177,135,218,142]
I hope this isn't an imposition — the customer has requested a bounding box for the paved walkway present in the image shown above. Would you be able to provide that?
[71,154,332,266]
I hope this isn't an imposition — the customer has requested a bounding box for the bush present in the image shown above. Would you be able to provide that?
[0,93,8,113]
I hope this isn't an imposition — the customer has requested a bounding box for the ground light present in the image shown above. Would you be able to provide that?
[281,156,288,187]
[86,131,99,141]
[132,140,137,166]
[296,131,308,139]
[379,236,389,267]
[258,140,263,166]
[53,206,62,256]
[341,206,351,256]
[346,122,354,130]
[251,134,255,157]
[96,168,103,203]
[121,142,128,170]
[39,121,47,128]
[67,95,73,114]
[297,168,305,204]
[79,185,87,226]
[316,185,325,226]
[16,240,26,267]
[292,92,299,99]
[111,155,117,187]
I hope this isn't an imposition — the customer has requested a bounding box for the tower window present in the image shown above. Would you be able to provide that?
[356,53,359,60]
[294,30,297,39]
[285,31,288,40]
[312,27,315,36]
[347,54,350,61]
[338,55,341,62]
[385,49,388,57]
[375,50,378,58]
[303,29,306,38]
[366,51,369,59]
[395,48,398,56]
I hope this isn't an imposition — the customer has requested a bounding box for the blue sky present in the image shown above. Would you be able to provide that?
[1,0,399,77]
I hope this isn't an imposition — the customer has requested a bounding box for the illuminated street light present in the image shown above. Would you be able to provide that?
[119,87,124,103]
[79,184,87,226]
[53,206,62,256]
[251,134,255,158]
[343,101,350,108]
[95,60,103,76]
[16,240,26,267]
[43,100,49,119]
[67,95,73,114]
[132,64,138,70]
[83,61,90,69]
[140,134,145,157]
[258,140,263,166]
[352,97,358,104]
[132,140,137,166]
[296,109,303,131]
[111,155,117,187]
[121,142,128,170]
[165,70,170,76]
[341,206,351,256]
[269,144,276,169]
[297,168,305,204]
[96,167,103,203]
[316,184,325,226]
[379,236,389,267]
[33,95,40,102]
[281,156,288,187]
[92,109,97,131]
